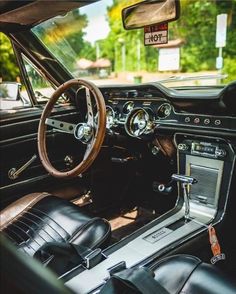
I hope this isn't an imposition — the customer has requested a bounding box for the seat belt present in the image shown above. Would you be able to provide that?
[100,267,170,294]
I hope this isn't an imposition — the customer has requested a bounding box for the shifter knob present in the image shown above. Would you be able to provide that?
[171,174,198,185]
[171,174,198,221]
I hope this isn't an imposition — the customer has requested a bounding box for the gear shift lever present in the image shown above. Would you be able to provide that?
[158,174,197,220]
[172,174,197,220]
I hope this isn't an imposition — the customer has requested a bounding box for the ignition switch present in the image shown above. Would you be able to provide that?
[64,155,74,168]
[151,146,160,156]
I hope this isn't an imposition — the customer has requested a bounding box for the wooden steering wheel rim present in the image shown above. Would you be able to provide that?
[37,79,106,178]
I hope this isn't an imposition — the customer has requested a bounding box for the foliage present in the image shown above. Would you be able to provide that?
[223,58,236,84]
[32,10,94,72]
[96,0,236,78]
[0,33,20,81]
[170,0,236,73]
[100,0,158,72]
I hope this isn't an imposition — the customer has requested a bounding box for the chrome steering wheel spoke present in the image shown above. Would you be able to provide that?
[86,87,95,129]
[45,118,76,134]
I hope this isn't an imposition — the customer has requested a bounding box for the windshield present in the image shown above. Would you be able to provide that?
[32,0,236,87]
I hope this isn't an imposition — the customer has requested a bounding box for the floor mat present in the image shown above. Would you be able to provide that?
[109,207,157,242]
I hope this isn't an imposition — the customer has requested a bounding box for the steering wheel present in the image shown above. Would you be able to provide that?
[38,79,106,178]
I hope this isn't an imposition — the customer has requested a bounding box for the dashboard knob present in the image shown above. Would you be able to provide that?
[151,146,160,155]
[178,143,188,151]
[215,149,226,158]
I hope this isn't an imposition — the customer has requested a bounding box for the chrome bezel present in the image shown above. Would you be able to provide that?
[157,103,172,119]
[124,107,154,138]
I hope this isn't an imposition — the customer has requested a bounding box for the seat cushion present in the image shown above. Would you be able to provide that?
[0,193,111,256]
[153,255,236,294]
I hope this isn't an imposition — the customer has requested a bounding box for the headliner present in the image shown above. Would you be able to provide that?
[0,0,99,32]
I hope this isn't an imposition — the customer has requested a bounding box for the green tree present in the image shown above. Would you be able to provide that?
[33,10,95,71]
[170,0,236,76]
[0,33,20,81]
[103,0,236,80]
[99,0,158,72]
[217,0,236,82]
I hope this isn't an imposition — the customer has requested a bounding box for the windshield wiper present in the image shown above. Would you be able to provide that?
[156,74,228,84]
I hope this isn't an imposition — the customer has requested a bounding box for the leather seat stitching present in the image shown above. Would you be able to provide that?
[0,193,50,230]
[16,218,48,244]
[4,227,36,252]
[1,194,111,256]
[30,207,69,236]
[24,210,67,242]
[10,222,43,247]
[20,214,57,242]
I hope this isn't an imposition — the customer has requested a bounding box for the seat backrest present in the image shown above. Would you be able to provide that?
[0,234,74,294]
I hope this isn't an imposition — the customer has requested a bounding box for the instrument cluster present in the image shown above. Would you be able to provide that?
[98,84,236,138]
[104,98,173,138]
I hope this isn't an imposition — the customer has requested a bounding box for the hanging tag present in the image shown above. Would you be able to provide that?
[144,23,168,46]
[208,224,225,264]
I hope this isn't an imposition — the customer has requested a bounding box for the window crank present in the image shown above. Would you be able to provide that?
[8,154,37,180]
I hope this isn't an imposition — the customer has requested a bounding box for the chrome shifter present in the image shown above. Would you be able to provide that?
[158,174,198,220]
[171,174,198,220]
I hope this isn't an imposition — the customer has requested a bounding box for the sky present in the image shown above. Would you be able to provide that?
[80,0,113,44]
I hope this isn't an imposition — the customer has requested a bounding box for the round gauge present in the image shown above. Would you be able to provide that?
[157,103,172,119]
[125,108,154,138]
[106,106,116,128]
[123,101,135,115]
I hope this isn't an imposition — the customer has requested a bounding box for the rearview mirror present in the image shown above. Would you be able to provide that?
[0,82,20,101]
[122,0,180,30]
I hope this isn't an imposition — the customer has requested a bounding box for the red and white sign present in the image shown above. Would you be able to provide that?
[144,23,168,46]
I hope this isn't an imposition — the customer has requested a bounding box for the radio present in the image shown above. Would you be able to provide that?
[178,141,226,158]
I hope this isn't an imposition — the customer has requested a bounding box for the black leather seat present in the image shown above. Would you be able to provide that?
[153,254,236,294]
[0,192,111,257]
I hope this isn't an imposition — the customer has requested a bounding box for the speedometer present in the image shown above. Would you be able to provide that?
[125,108,154,138]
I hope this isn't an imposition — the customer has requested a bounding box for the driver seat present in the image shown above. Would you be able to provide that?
[0,192,111,257]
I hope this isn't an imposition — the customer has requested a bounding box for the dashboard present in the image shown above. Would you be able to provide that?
[98,82,236,139]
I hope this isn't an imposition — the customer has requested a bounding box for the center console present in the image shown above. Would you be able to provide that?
[64,134,235,294]
[176,134,234,219]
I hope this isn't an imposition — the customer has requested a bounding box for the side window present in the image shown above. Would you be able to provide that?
[22,55,54,103]
[22,56,70,105]
[0,33,31,111]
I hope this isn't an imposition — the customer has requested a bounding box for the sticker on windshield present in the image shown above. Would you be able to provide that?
[144,23,168,46]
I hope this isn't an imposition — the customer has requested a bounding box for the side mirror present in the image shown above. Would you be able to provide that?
[0,82,21,101]
[122,0,180,30]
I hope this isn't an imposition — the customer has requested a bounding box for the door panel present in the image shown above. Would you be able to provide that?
[0,106,84,208]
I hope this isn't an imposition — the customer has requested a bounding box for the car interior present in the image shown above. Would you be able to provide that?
[0,0,236,293]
